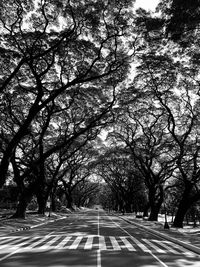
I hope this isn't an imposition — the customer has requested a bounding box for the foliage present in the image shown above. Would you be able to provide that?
[96,147,146,213]
[0,0,134,217]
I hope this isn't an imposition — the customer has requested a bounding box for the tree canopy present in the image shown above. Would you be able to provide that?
[1,0,200,227]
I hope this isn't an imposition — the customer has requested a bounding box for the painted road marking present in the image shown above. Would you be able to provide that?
[110,236,121,250]
[40,236,61,249]
[0,237,31,249]
[84,236,94,249]
[120,237,136,251]
[97,211,101,267]
[0,234,199,257]
[11,237,37,249]
[25,235,52,249]
[162,240,197,258]
[0,237,20,246]
[106,215,169,267]
[152,239,179,254]
[99,236,107,250]
[130,236,149,253]
[68,236,83,249]
[142,239,166,254]
[54,236,72,249]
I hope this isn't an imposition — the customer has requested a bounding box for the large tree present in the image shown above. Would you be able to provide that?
[133,46,200,227]
[108,101,175,220]
[0,0,133,189]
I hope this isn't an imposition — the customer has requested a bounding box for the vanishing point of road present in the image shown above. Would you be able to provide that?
[0,209,199,267]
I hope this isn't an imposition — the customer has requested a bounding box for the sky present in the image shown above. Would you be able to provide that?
[134,0,160,11]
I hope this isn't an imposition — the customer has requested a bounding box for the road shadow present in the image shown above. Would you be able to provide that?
[0,249,97,267]
[101,250,200,267]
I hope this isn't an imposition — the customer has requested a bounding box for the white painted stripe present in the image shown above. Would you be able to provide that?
[149,250,169,267]
[68,236,83,249]
[12,237,38,248]
[40,236,61,249]
[120,237,136,251]
[142,239,166,254]
[0,237,20,245]
[84,236,93,249]
[54,236,72,249]
[152,239,179,254]
[109,236,121,250]
[107,215,169,267]
[130,236,149,252]
[163,241,196,258]
[97,249,101,267]
[26,236,51,249]
[0,248,21,262]
[0,237,30,249]
[0,237,8,240]
[99,236,106,250]
[0,237,15,242]
[97,210,101,267]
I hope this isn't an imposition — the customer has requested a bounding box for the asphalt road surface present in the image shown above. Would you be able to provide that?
[0,209,199,267]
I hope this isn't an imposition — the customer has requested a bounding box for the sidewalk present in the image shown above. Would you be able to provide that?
[0,211,69,234]
[117,213,200,254]
[0,207,90,234]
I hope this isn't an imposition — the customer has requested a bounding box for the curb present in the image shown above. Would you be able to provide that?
[118,215,200,255]
[13,226,31,232]
[10,216,68,233]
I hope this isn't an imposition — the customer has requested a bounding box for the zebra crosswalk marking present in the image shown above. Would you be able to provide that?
[109,237,121,250]
[120,237,136,251]
[68,236,83,249]
[142,239,166,254]
[0,237,19,246]
[0,234,197,257]
[12,237,37,248]
[26,236,52,249]
[84,236,93,249]
[40,236,61,249]
[163,241,196,258]
[0,237,12,244]
[99,236,106,250]
[54,236,72,249]
[0,237,31,249]
[152,239,179,254]
[130,236,150,252]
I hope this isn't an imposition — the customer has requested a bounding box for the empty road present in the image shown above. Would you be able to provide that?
[0,209,199,267]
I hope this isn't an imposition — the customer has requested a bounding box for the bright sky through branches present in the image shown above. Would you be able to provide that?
[135,0,159,11]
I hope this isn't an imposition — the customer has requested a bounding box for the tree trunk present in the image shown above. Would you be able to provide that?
[148,203,160,221]
[0,101,42,188]
[118,198,124,213]
[36,194,47,215]
[51,194,57,212]
[173,197,191,228]
[173,203,189,228]
[173,184,193,228]
[12,191,32,218]
[66,193,73,209]
[148,187,163,221]
[125,202,132,213]
[0,155,11,188]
